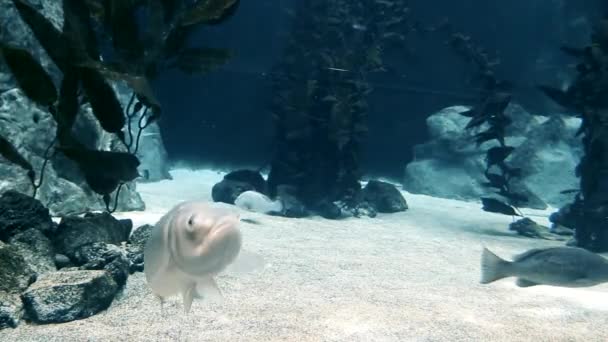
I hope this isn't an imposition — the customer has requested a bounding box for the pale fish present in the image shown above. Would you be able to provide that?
[234,190,283,214]
[144,200,261,313]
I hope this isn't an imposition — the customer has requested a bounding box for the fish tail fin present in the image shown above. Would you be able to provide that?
[480,247,511,284]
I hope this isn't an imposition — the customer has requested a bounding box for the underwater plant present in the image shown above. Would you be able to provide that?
[438,27,526,217]
[266,0,416,214]
[0,0,238,212]
[538,16,608,252]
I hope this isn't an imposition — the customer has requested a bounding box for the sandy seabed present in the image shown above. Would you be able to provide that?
[2,168,608,342]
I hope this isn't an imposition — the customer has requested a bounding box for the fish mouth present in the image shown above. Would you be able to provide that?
[175,214,242,276]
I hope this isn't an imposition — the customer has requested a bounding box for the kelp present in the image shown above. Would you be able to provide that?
[2,0,239,212]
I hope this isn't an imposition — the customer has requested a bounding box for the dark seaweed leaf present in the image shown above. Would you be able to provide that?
[11,0,70,71]
[480,197,521,216]
[78,67,125,135]
[108,0,144,65]
[465,113,487,129]
[58,146,140,195]
[498,190,528,204]
[560,46,586,59]
[474,128,503,146]
[79,61,161,114]
[538,85,575,109]
[0,135,34,173]
[171,47,233,75]
[142,0,166,66]
[483,172,507,189]
[485,146,514,167]
[458,108,476,117]
[0,44,57,106]
[180,0,240,27]
[56,67,80,133]
[63,0,100,61]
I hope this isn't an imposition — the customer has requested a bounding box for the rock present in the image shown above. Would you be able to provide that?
[362,180,408,213]
[54,254,72,269]
[312,200,343,219]
[509,218,561,240]
[0,1,146,216]
[126,224,154,273]
[8,228,56,276]
[21,270,118,324]
[0,241,36,294]
[74,243,130,287]
[335,200,377,218]
[0,292,22,329]
[276,185,308,218]
[212,169,267,204]
[549,203,578,229]
[223,170,266,193]
[212,179,256,204]
[53,212,132,259]
[0,190,54,240]
[403,105,582,209]
[128,224,154,250]
[550,224,575,236]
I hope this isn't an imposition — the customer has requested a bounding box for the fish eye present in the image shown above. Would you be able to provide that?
[187,216,194,225]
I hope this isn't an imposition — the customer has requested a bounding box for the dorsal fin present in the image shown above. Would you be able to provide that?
[513,248,547,262]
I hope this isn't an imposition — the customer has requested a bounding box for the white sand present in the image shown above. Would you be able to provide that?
[2,168,608,342]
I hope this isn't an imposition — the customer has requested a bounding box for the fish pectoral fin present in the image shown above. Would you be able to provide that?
[225,249,266,274]
[516,278,539,287]
[155,294,166,316]
[195,277,224,304]
[182,284,195,313]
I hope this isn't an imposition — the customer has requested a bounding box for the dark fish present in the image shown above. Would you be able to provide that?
[0,44,57,107]
[485,146,514,167]
[465,114,487,130]
[78,67,126,136]
[180,0,240,27]
[480,197,520,216]
[480,246,608,288]
[77,61,161,115]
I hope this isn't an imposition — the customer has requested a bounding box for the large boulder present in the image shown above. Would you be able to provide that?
[403,105,582,208]
[21,270,119,324]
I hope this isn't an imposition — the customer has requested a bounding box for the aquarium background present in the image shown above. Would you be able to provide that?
[2,0,608,341]
[157,0,604,178]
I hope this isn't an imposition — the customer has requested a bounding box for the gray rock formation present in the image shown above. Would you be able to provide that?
[0,241,35,329]
[0,0,171,215]
[403,105,582,208]
[21,270,118,324]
